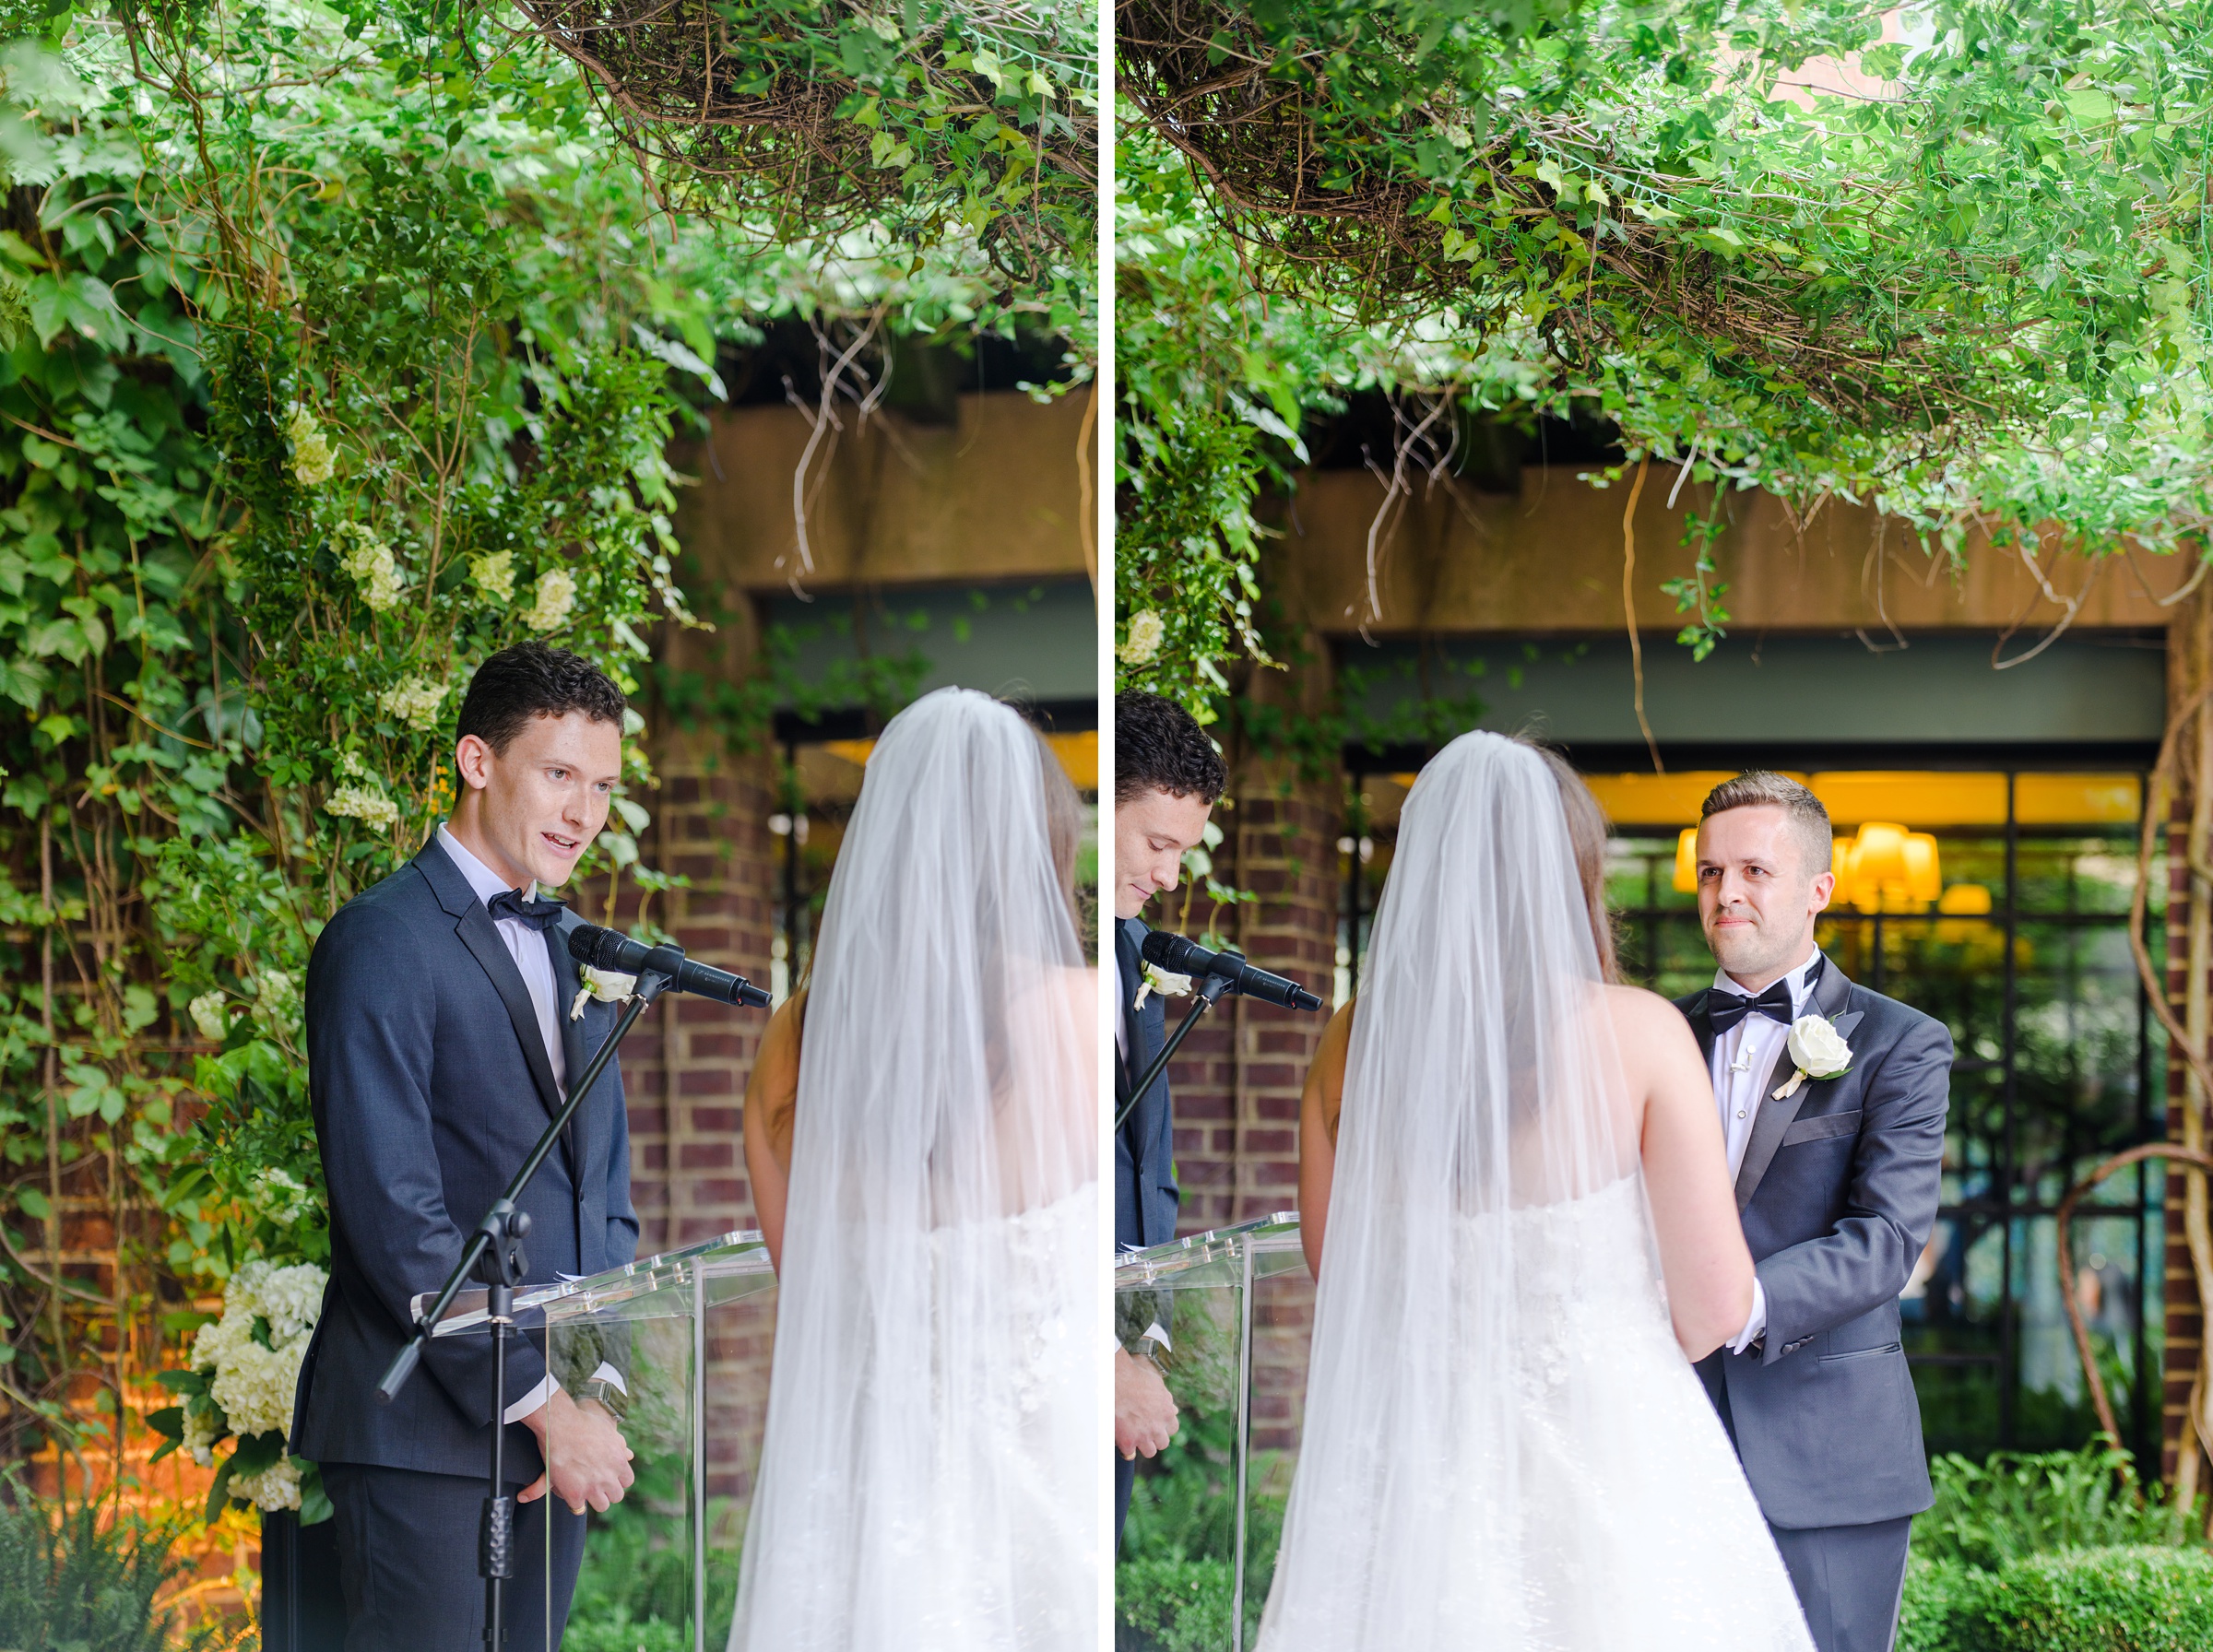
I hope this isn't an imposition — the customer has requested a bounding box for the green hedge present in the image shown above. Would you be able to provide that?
[1116,1557,1236,1652]
[1902,1548,2213,1652]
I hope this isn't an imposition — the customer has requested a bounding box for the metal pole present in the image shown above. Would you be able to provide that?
[693,1262,707,1652]
[1231,1241,1255,1652]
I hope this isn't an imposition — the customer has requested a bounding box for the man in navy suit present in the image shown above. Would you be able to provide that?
[1112,690,1225,1544]
[296,643,642,1650]
[1678,773,1952,1652]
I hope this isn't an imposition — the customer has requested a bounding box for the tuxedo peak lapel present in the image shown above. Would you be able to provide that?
[1733,951,1855,1211]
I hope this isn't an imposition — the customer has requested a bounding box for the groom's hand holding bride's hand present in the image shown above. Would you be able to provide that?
[518,1387,636,1516]
[1115,1349,1179,1460]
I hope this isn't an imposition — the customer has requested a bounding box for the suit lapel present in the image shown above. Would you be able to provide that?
[1733,952,1862,1211]
[412,841,565,1124]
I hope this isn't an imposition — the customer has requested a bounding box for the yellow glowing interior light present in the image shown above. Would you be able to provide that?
[1938,883,1994,915]
[1674,827,1698,893]
[1903,832,1942,903]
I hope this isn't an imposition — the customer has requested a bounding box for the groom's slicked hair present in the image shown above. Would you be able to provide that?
[1116,690,1226,805]
[458,642,627,756]
[1702,772,1832,876]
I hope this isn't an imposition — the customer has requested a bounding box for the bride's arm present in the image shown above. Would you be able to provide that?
[1616,988,1757,1360]
[1298,1003,1354,1280]
[742,995,805,1271]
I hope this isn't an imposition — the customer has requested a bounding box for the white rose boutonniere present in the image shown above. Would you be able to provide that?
[570,964,637,1021]
[1773,1013,1853,1100]
[1134,962,1193,1009]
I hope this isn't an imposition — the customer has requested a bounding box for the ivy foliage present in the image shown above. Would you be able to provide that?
[528,0,1098,295]
[1117,1,2213,705]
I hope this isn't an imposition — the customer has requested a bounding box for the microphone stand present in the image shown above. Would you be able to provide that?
[1115,972,1235,1135]
[373,943,714,1650]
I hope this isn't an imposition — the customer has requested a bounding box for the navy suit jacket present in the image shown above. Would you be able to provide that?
[1679,954,1951,1529]
[1116,917,1179,1251]
[292,839,638,1482]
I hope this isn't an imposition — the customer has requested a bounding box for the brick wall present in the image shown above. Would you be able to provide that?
[620,736,782,1500]
[1161,761,1340,1453]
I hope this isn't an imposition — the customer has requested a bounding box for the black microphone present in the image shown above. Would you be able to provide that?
[1141,931,1324,1011]
[568,924,772,1008]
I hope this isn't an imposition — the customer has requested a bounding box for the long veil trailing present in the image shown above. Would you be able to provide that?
[728,688,1097,1651]
[1260,732,1790,1649]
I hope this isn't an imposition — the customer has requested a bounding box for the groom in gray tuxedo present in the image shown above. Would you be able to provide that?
[1676,773,1952,1652]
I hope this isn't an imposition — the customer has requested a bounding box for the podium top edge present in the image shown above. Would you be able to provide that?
[1114,1211,1302,1281]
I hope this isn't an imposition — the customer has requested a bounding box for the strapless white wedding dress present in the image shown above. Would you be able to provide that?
[1259,1174,1815,1651]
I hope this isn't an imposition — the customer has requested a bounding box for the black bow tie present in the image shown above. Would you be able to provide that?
[1709,963,1818,1035]
[486,888,564,931]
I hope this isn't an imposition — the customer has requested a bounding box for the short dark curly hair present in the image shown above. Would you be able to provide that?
[1116,690,1225,806]
[457,643,627,756]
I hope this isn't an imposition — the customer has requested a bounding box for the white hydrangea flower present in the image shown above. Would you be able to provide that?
[333,524,404,612]
[469,550,515,604]
[523,567,576,631]
[183,1400,219,1468]
[377,677,447,731]
[187,990,228,1042]
[286,405,336,488]
[1118,609,1166,666]
[191,1259,327,1442]
[233,1258,327,1344]
[249,1167,314,1229]
[254,970,296,1015]
[231,1456,303,1513]
[207,1336,300,1439]
[325,784,400,831]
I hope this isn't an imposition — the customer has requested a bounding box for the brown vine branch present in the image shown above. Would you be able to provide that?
[1621,455,1660,773]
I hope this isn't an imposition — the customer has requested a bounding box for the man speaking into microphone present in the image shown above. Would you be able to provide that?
[295,643,641,1651]
[1111,690,1225,1544]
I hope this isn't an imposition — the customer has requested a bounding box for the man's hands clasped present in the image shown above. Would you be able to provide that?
[1115,1347,1180,1461]
[519,1387,635,1515]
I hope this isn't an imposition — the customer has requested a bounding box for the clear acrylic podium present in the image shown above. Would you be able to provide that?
[429,1232,778,1650]
[1115,1214,1308,1652]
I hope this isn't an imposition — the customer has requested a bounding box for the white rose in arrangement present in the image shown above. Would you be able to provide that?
[570,963,637,1020]
[1118,608,1166,666]
[377,676,448,731]
[333,523,404,612]
[1773,1014,1853,1100]
[523,566,576,631]
[469,549,516,603]
[325,783,400,831]
[286,404,336,488]
[187,990,229,1043]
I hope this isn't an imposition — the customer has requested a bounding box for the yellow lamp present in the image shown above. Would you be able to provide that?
[1903,833,1942,904]
[1852,822,1911,889]
[1938,884,1993,915]
[1674,827,1698,893]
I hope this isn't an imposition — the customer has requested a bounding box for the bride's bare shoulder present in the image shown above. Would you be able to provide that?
[1600,983,1700,1057]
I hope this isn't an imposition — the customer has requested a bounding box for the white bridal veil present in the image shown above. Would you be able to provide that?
[1259,731,1648,1647]
[729,688,1097,1651]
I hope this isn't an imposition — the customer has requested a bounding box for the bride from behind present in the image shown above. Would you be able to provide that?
[1260,732,1812,1651]
[728,688,1096,1651]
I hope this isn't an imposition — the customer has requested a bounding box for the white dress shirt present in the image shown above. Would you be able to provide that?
[434,826,569,1423]
[1705,945,1823,1358]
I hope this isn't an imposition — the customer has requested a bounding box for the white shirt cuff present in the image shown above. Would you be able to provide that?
[586,1362,628,1397]
[1728,1277,1768,1357]
[503,1374,556,1425]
